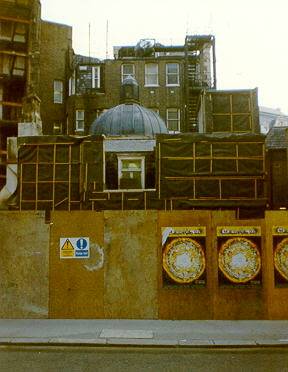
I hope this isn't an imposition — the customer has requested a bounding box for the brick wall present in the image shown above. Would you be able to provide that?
[67,58,185,134]
[39,21,72,134]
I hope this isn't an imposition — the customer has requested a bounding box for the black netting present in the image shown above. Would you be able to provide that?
[212,143,236,157]
[195,180,220,198]
[22,164,36,181]
[238,143,263,157]
[195,142,210,156]
[160,179,194,198]
[233,115,251,131]
[38,164,53,181]
[238,159,263,174]
[232,94,250,113]
[195,159,210,173]
[213,159,237,173]
[161,159,194,177]
[212,94,230,113]
[212,115,231,132]
[221,179,255,198]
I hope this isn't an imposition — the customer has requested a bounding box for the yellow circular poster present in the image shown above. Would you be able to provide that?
[218,237,261,283]
[274,238,288,281]
[163,237,205,284]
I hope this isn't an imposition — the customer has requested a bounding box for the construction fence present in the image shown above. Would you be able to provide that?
[1,210,288,320]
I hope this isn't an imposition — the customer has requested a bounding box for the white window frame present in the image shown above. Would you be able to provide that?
[117,155,145,190]
[13,56,25,76]
[166,108,180,132]
[13,23,26,43]
[166,63,180,86]
[121,64,135,82]
[75,109,85,132]
[92,66,100,88]
[69,70,76,96]
[145,63,158,86]
[53,80,63,104]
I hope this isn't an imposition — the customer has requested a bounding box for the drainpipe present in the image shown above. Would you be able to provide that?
[0,137,18,209]
[212,36,217,89]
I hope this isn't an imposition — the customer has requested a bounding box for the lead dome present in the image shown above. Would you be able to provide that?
[89,76,168,137]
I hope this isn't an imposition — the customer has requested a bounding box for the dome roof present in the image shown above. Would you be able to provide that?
[89,103,168,137]
[120,76,140,104]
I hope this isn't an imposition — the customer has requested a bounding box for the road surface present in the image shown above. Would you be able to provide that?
[1,345,288,372]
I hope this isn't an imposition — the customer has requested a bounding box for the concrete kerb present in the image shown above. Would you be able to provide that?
[0,338,288,348]
[0,320,288,348]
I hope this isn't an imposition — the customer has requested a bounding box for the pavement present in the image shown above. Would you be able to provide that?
[0,319,288,347]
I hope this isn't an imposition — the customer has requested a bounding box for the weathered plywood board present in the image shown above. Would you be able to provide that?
[49,211,105,318]
[214,288,264,320]
[0,211,49,318]
[212,215,266,319]
[104,211,158,319]
[158,211,216,319]
[2,209,288,320]
[265,211,288,319]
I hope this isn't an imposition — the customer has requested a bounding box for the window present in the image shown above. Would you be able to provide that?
[53,122,62,134]
[167,109,180,132]
[118,156,145,189]
[69,71,76,96]
[166,63,180,86]
[13,56,25,76]
[92,66,100,88]
[121,64,135,82]
[75,110,85,132]
[0,55,11,75]
[79,65,87,71]
[13,23,26,43]
[145,64,158,86]
[53,80,63,104]
[0,21,13,41]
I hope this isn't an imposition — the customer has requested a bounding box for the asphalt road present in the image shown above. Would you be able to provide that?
[1,346,288,372]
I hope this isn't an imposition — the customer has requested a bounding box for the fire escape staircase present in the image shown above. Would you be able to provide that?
[186,61,202,132]
[184,36,204,132]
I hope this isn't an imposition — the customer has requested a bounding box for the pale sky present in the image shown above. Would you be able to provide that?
[41,0,288,114]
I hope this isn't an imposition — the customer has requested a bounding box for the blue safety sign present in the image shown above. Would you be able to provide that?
[76,238,88,250]
[60,237,90,259]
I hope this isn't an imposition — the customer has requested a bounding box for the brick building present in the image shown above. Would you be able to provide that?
[0,1,260,159]
[1,0,262,207]
[66,37,259,137]
[39,20,72,134]
[67,36,217,135]
[0,0,72,186]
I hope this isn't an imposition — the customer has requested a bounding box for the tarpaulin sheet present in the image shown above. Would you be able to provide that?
[204,89,260,133]
[18,135,104,210]
[157,133,266,203]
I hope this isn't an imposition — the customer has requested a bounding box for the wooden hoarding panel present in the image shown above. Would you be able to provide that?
[49,211,104,318]
[104,211,158,319]
[158,210,217,319]
[212,214,266,319]
[0,211,49,318]
[266,211,288,319]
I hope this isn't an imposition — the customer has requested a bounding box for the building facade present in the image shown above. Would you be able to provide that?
[259,106,288,134]
[0,1,261,186]
[0,0,264,147]
[0,0,72,186]
[67,36,217,135]
[66,37,260,138]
